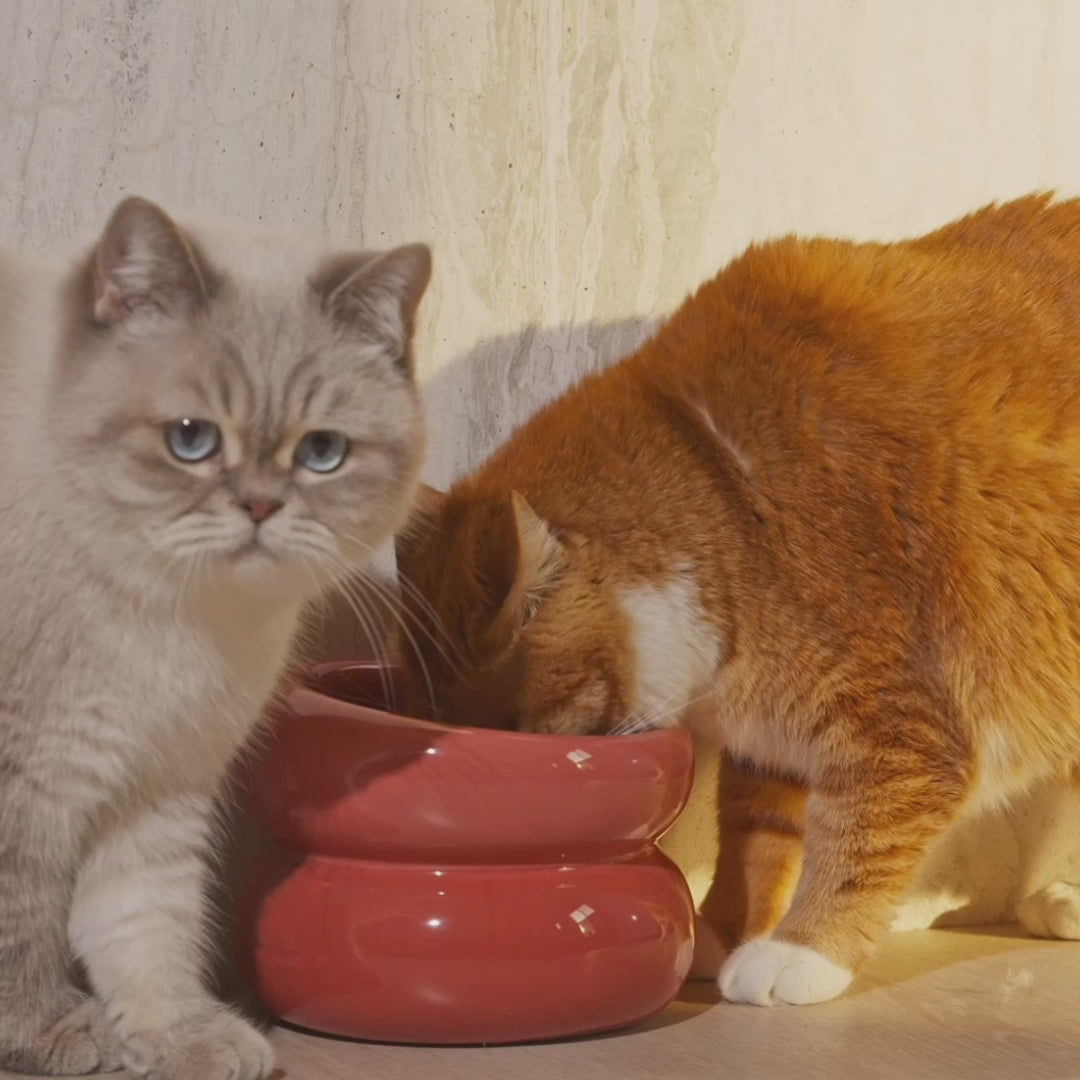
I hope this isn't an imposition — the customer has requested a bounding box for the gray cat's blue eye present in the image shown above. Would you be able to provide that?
[164,418,221,463]
[295,430,350,473]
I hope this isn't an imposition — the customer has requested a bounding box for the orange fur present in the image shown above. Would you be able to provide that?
[701,755,806,952]
[396,194,1080,996]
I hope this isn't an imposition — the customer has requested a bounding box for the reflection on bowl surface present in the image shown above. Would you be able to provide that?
[243,661,696,1045]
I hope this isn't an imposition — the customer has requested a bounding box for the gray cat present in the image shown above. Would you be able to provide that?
[0,197,429,1078]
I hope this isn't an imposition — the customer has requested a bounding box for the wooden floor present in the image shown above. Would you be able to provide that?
[5,926,1078,1079]
[268,926,1080,1080]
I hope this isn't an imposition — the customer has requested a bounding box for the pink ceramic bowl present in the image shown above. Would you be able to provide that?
[241,661,695,1045]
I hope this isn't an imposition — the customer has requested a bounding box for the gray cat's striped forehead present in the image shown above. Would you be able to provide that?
[176,224,418,438]
[190,280,401,433]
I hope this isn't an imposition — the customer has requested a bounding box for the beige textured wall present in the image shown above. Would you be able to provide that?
[4,0,1080,927]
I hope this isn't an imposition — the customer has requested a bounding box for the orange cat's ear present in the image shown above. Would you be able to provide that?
[394,482,446,572]
[92,197,215,331]
[509,491,564,621]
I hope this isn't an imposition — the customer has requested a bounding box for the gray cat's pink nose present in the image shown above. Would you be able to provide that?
[242,499,283,524]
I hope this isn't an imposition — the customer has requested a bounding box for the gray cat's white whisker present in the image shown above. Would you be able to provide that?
[321,550,438,713]
[333,524,466,677]
[318,545,451,679]
[319,566,397,711]
[343,514,466,673]
[374,577,468,684]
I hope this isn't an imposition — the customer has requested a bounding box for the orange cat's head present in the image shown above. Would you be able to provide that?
[393,485,636,734]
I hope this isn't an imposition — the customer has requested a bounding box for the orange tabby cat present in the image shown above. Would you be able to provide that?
[395,194,1080,1006]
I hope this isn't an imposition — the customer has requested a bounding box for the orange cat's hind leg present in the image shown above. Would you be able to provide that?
[720,695,973,1007]
[1017,882,1080,939]
[1015,770,1080,940]
[690,753,806,980]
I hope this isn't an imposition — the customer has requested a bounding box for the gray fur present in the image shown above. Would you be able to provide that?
[0,197,428,1078]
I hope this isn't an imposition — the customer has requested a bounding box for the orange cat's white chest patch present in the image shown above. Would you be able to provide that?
[618,576,720,729]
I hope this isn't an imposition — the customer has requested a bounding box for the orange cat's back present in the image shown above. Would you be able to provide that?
[669,193,1080,436]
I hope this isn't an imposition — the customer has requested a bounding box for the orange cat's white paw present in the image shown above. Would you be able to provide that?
[687,914,727,981]
[1017,881,1080,940]
[719,939,852,1006]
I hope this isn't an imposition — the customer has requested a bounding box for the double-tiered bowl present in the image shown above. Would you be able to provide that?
[239,661,695,1045]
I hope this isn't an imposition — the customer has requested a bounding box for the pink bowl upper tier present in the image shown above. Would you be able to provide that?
[249,661,695,863]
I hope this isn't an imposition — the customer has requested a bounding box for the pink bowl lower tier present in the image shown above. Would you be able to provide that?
[247,847,694,1045]
[241,661,696,1046]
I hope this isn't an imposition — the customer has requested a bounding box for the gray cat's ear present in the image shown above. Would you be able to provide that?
[394,482,447,573]
[92,197,214,331]
[314,244,432,364]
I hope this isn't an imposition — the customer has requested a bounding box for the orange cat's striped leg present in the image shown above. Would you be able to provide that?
[720,708,971,1006]
[690,753,806,980]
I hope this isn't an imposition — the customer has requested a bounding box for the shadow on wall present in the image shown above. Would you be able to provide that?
[418,316,659,488]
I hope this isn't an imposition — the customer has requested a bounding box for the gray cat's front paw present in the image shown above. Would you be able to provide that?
[1,990,123,1076]
[121,1006,274,1080]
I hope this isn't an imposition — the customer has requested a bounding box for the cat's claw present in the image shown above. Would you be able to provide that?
[719,938,852,1006]
[1017,881,1080,940]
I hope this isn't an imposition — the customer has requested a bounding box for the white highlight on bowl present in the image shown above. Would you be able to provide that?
[570,904,595,923]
